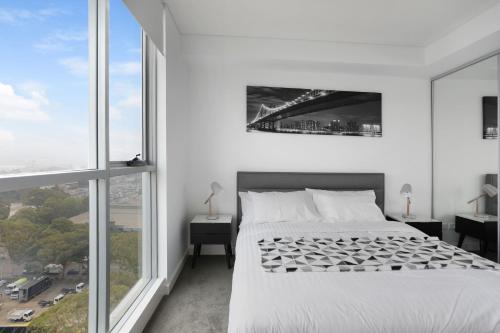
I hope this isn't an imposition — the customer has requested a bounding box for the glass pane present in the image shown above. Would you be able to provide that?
[433,55,498,261]
[0,1,88,175]
[109,0,143,161]
[0,182,89,331]
[109,173,144,325]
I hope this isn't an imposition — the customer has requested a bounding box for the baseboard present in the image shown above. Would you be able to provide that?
[164,248,189,294]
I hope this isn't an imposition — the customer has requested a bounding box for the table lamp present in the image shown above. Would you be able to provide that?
[400,183,415,219]
[204,181,223,220]
[467,184,498,218]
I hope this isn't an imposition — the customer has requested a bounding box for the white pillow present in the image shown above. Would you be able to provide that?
[312,192,385,223]
[238,191,255,226]
[248,191,321,223]
[306,188,376,200]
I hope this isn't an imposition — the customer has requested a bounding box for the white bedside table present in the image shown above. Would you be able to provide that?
[190,214,233,268]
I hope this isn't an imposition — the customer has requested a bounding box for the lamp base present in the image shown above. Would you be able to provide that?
[207,215,219,220]
[474,213,490,219]
[402,214,416,219]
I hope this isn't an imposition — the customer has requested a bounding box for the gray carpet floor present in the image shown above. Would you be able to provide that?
[144,256,233,333]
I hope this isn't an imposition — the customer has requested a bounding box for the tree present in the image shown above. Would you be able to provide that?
[48,218,75,233]
[36,224,89,271]
[111,231,140,276]
[0,202,9,220]
[22,187,67,207]
[0,219,41,264]
[11,207,38,223]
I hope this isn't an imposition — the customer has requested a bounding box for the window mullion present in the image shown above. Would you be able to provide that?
[97,0,111,330]
[88,0,99,332]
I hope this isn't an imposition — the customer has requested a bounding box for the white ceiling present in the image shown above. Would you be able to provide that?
[165,0,500,47]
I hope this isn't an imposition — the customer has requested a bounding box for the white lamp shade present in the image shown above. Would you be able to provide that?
[482,184,497,197]
[210,181,223,195]
[400,183,412,196]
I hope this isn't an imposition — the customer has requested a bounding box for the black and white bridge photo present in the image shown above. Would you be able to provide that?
[247,86,382,137]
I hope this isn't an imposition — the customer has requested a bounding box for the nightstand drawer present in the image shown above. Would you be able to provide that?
[191,233,231,244]
[406,221,442,239]
[191,222,231,235]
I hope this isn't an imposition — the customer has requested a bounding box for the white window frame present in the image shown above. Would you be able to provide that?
[0,0,158,332]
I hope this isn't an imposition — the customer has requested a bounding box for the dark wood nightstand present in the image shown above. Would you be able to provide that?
[386,213,443,240]
[190,214,233,269]
[455,213,497,254]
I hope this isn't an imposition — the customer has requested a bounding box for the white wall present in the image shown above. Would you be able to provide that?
[156,5,189,285]
[185,58,432,253]
[433,77,498,247]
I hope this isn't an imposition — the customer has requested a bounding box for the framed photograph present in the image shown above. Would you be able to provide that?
[247,86,382,137]
[483,96,498,140]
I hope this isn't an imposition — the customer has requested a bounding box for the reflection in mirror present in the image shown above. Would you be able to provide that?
[433,55,499,261]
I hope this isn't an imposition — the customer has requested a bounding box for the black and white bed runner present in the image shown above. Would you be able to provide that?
[258,236,500,273]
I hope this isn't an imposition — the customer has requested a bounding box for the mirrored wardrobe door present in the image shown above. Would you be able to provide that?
[432,55,499,262]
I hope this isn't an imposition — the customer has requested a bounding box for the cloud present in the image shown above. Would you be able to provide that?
[34,30,87,52]
[110,62,141,76]
[60,59,142,78]
[59,57,88,77]
[0,129,14,143]
[117,93,141,110]
[110,106,122,120]
[0,7,64,24]
[110,89,141,121]
[0,82,49,121]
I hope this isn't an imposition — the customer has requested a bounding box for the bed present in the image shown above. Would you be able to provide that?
[228,172,500,333]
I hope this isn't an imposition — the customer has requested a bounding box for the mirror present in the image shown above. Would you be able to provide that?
[432,55,499,261]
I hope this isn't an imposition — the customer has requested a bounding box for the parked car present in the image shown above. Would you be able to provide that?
[9,288,19,300]
[61,287,76,295]
[38,300,53,308]
[76,282,85,293]
[0,280,7,288]
[67,269,80,276]
[5,277,28,295]
[8,309,34,322]
[53,294,64,304]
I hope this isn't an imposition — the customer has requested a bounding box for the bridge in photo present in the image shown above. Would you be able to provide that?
[247,90,381,130]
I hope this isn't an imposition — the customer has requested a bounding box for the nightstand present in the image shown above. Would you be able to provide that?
[386,213,443,240]
[190,214,233,269]
[455,213,497,254]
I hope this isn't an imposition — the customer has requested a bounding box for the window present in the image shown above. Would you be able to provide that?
[109,0,143,162]
[0,1,89,175]
[0,182,89,331]
[0,1,157,332]
[109,173,146,326]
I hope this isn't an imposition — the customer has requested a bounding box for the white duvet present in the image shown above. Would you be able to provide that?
[228,221,500,333]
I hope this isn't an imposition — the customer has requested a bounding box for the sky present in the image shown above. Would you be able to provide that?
[246,86,382,126]
[0,0,142,174]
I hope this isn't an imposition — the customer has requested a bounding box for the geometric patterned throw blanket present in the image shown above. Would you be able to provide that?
[258,236,500,273]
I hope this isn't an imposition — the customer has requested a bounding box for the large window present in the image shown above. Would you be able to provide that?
[109,0,144,162]
[0,183,89,331]
[0,1,89,174]
[0,1,157,332]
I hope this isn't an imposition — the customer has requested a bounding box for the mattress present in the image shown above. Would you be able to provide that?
[228,221,500,333]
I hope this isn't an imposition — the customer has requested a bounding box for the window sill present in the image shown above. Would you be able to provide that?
[110,278,166,333]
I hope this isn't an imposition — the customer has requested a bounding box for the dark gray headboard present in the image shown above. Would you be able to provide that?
[236,172,385,228]
[485,174,498,216]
